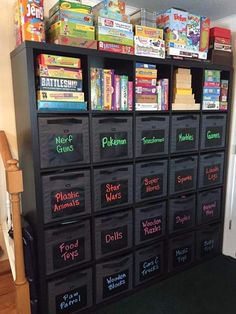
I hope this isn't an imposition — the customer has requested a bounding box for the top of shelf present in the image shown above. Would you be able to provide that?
[11,41,233,71]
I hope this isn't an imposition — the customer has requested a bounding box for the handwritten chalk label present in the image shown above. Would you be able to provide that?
[101,180,128,208]
[101,225,128,255]
[56,286,87,313]
[48,133,83,164]
[51,187,85,219]
[205,127,223,148]
[173,245,192,268]
[100,132,128,160]
[139,255,161,282]
[140,215,162,241]
[174,209,192,231]
[53,237,85,270]
[175,169,194,192]
[203,164,221,186]
[103,269,129,299]
[141,174,163,199]
[141,130,165,155]
[202,200,218,221]
[176,128,196,151]
[201,239,215,257]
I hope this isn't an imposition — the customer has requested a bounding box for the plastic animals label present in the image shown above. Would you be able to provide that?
[141,174,163,199]
[140,216,162,241]
[56,286,87,313]
[100,132,128,160]
[175,169,194,192]
[101,180,128,208]
[176,128,196,151]
[205,127,223,148]
[139,255,161,281]
[203,164,221,185]
[103,269,129,299]
[173,245,192,268]
[173,209,192,231]
[101,225,128,254]
[51,187,85,219]
[141,130,165,155]
[53,238,85,269]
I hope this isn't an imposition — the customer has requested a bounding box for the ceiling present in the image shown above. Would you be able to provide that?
[125,0,236,21]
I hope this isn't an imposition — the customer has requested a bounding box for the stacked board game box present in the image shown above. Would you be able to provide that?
[92,0,130,23]
[47,0,97,49]
[90,67,133,110]
[130,8,157,28]
[172,68,200,110]
[37,54,87,111]
[202,70,221,110]
[220,80,229,111]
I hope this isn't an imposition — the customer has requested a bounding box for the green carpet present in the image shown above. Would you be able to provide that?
[96,255,236,314]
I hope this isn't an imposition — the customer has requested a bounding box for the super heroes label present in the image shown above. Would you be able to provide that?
[141,174,163,199]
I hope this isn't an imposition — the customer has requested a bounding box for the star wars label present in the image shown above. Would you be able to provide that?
[141,174,163,199]
[173,245,192,268]
[174,209,192,231]
[100,132,128,160]
[48,133,83,164]
[139,255,161,282]
[141,130,165,155]
[51,187,85,219]
[140,215,162,241]
[175,169,194,192]
[53,237,85,270]
[56,286,87,314]
[201,200,218,221]
[203,164,221,186]
[176,128,196,151]
[101,225,128,255]
[200,239,215,257]
[101,180,128,208]
[205,127,223,148]
[103,269,129,299]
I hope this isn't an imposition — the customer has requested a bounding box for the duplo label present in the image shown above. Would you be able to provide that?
[174,209,192,231]
[53,237,85,269]
[101,180,128,208]
[175,169,194,192]
[176,128,196,151]
[100,132,128,160]
[203,163,221,186]
[140,215,162,241]
[201,239,215,257]
[139,255,161,281]
[141,174,163,199]
[205,127,222,148]
[101,225,128,254]
[51,187,85,219]
[173,245,192,268]
[141,130,165,155]
[56,286,87,313]
[103,269,129,299]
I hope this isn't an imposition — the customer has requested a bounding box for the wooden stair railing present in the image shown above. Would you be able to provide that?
[0,130,31,314]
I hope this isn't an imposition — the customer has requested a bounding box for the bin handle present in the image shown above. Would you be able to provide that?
[140,203,164,213]
[101,212,129,223]
[103,257,130,269]
[140,161,166,168]
[141,117,166,122]
[99,118,128,124]
[203,154,223,159]
[176,115,197,121]
[100,168,129,175]
[47,118,82,125]
[139,246,161,256]
[51,223,85,236]
[174,156,195,163]
[171,196,194,205]
[49,173,84,181]
[206,115,225,120]
[55,272,87,285]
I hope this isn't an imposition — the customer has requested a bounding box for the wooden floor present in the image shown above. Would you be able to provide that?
[0,261,16,314]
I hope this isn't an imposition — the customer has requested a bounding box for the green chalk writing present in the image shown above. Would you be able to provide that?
[178,133,194,142]
[142,137,165,145]
[207,130,221,140]
[102,136,127,148]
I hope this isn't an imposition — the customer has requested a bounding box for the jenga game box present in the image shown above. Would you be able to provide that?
[14,0,45,46]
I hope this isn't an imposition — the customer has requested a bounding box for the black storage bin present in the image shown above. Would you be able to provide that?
[168,233,195,272]
[45,220,91,275]
[169,156,198,195]
[92,116,133,163]
[42,170,91,224]
[197,188,222,224]
[48,268,93,314]
[196,225,221,260]
[95,210,133,259]
[96,254,133,304]
[135,202,166,245]
[135,115,169,157]
[134,242,164,286]
[198,152,224,188]
[171,115,200,153]
[201,114,226,150]
[135,160,168,203]
[169,194,196,233]
[94,165,133,212]
[39,117,90,168]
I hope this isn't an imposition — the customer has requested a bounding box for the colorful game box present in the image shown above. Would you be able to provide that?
[199,16,210,52]
[38,77,82,92]
[38,101,87,110]
[96,26,134,46]
[37,90,84,102]
[38,65,82,79]
[51,35,97,49]
[93,8,130,23]
[37,54,81,68]
[97,17,133,32]
[49,1,92,18]
[92,0,126,15]
[186,14,201,52]
[134,36,165,59]
[49,10,94,26]
[135,25,163,39]
[98,41,134,54]
[49,21,95,39]
[91,68,103,110]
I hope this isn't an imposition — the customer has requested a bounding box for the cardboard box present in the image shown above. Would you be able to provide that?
[92,0,126,15]
[37,54,81,68]
[199,16,210,52]
[96,25,133,46]
[38,65,82,79]
[49,21,95,39]
[210,27,231,39]
[38,101,87,111]
[49,1,91,18]
[172,103,200,110]
[98,41,134,54]
[37,90,84,102]
[135,68,157,78]
[186,14,201,52]
[134,36,165,59]
[97,17,133,32]
[136,94,157,103]
[51,35,97,49]
[49,10,94,26]
[135,25,163,39]
[135,103,159,110]
[202,100,220,110]
[38,77,82,92]
[93,9,130,23]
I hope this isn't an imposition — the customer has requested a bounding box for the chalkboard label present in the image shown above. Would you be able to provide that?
[100,132,128,160]
[202,200,217,221]
[51,187,85,219]
[103,269,129,299]
[141,130,165,155]
[174,210,192,231]
[140,216,162,241]
[173,245,191,268]
[203,164,221,186]
[176,128,196,151]
[48,133,83,163]
[53,237,85,270]
[205,127,223,148]
[175,169,194,192]
[141,174,163,199]
[56,286,87,313]
[139,255,161,282]
[101,180,128,208]
[101,225,128,255]
[200,239,215,257]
